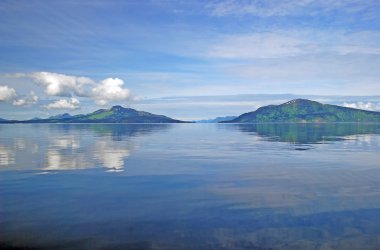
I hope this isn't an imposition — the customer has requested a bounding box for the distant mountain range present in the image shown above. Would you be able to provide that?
[195,116,237,123]
[0,105,188,123]
[1,99,380,123]
[223,99,380,123]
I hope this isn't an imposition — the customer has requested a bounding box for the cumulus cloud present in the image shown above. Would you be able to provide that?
[45,98,80,110]
[10,72,133,106]
[28,72,93,97]
[11,72,93,97]
[12,99,27,106]
[0,85,17,102]
[343,102,380,111]
[91,78,131,105]
[12,91,39,106]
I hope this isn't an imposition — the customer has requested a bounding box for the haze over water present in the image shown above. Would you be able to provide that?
[1,123,380,249]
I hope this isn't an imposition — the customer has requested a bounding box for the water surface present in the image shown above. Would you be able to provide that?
[1,123,380,249]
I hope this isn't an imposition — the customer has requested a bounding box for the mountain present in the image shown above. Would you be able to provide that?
[48,113,73,119]
[20,105,188,123]
[195,116,237,123]
[0,118,18,123]
[223,99,380,123]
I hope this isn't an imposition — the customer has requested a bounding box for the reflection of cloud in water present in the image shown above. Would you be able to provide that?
[43,139,133,171]
[94,140,133,172]
[40,124,165,171]
[0,145,15,166]
[51,136,80,149]
[43,136,88,170]
[31,143,39,154]
[44,149,92,171]
[1,124,172,171]
[342,134,380,147]
[13,138,26,150]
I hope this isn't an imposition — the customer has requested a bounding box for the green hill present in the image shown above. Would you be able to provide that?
[224,99,380,123]
[22,105,188,123]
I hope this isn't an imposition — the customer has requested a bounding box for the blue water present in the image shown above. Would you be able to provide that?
[1,123,380,249]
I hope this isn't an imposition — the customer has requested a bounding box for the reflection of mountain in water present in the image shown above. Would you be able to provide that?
[234,123,380,144]
[47,123,172,141]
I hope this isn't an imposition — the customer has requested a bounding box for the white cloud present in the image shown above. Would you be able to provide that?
[0,85,39,106]
[20,72,93,97]
[12,99,27,106]
[10,72,133,106]
[31,91,39,102]
[91,78,131,105]
[12,91,39,106]
[0,85,17,102]
[45,98,80,110]
[343,102,380,111]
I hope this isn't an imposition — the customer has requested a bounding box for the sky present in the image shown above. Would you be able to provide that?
[0,0,380,120]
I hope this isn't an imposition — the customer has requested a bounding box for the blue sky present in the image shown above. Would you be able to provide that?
[0,0,380,120]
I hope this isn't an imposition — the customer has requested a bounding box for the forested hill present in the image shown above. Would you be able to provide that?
[223,99,380,123]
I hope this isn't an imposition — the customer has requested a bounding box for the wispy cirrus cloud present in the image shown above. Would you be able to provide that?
[207,0,379,17]
[200,29,380,96]
[206,30,380,60]
[208,0,312,17]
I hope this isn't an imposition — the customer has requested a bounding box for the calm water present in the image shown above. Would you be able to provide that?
[1,123,380,249]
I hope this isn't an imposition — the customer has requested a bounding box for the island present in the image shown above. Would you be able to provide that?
[0,105,189,123]
[222,99,380,123]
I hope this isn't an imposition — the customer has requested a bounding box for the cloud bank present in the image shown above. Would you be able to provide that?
[6,72,133,110]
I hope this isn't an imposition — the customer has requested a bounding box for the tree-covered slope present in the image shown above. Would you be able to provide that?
[24,105,188,123]
[224,99,380,123]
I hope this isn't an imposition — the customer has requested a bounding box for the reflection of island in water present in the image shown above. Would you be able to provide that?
[232,123,380,144]
[47,123,171,141]
[0,124,171,171]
